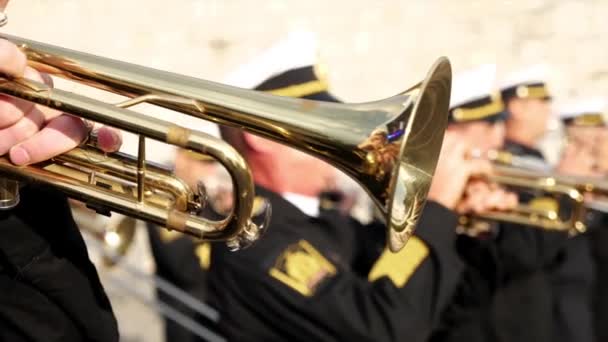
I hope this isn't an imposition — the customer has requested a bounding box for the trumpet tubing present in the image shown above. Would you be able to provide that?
[462,153,608,235]
[0,33,452,252]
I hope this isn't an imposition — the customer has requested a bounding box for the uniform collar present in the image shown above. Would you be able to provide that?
[281,192,320,218]
[253,186,316,226]
[504,139,545,160]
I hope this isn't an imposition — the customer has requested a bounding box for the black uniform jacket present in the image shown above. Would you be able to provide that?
[468,142,592,341]
[206,187,464,342]
[587,210,608,341]
[0,185,118,342]
[505,140,594,342]
[435,140,593,342]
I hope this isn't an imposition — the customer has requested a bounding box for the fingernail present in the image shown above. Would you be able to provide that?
[10,146,30,165]
[109,131,121,150]
[98,129,120,152]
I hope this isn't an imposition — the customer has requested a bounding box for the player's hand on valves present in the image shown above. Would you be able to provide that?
[0,38,122,165]
[428,131,517,213]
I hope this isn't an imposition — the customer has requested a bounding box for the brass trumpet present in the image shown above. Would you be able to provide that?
[72,204,137,267]
[0,34,452,252]
[464,149,608,235]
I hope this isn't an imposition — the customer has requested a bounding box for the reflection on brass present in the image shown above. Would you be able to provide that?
[462,159,608,236]
[167,125,192,147]
[71,205,137,268]
[358,130,401,179]
[0,34,452,253]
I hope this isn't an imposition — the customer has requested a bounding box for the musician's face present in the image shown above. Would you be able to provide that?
[566,126,603,150]
[566,126,608,174]
[285,147,337,191]
[510,98,552,139]
[447,121,505,153]
[597,129,608,173]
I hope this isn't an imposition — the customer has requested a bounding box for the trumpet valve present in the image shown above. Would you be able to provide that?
[225,223,259,251]
[196,180,209,211]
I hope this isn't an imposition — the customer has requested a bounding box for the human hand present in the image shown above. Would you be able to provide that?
[557,142,600,177]
[428,131,492,209]
[455,179,518,214]
[0,39,121,165]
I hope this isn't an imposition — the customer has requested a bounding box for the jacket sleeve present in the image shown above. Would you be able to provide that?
[212,201,463,342]
[0,185,118,342]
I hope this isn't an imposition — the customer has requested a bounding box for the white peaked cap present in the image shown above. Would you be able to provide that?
[222,30,319,89]
[450,63,497,108]
[558,97,607,120]
[500,63,551,88]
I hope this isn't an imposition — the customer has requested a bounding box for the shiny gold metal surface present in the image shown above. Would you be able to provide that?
[0,34,451,252]
[463,152,608,235]
[72,204,137,267]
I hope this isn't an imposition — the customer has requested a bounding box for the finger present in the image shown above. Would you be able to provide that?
[0,39,26,77]
[471,185,504,213]
[0,66,44,128]
[9,115,86,165]
[23,67,66,124]
[0,66,60,128]
[490,190,518,211]
[493,190,511,210]
[467,159,493,176]
[463,188,487,213]
[0,94,28,127]
[487,181,500,191]
[485,189,507,210]
[465,184,485,198]
[455,199,469,214]
[0,107,45,155]
[96,126,122,153]
[466,179,488,192]
[505,193,519,209]
[473,194,489,213]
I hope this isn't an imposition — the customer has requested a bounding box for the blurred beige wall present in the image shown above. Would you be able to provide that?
[6,1,608,100]
[4,1,607,341]
[5,0,608,161]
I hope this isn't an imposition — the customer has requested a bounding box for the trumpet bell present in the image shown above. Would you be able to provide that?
[0,34,451,252]
[372,59,451,251]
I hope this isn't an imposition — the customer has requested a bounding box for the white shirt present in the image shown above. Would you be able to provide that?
[281,192,320,218]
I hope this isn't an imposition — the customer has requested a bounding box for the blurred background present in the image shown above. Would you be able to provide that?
[3,0,608,341]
